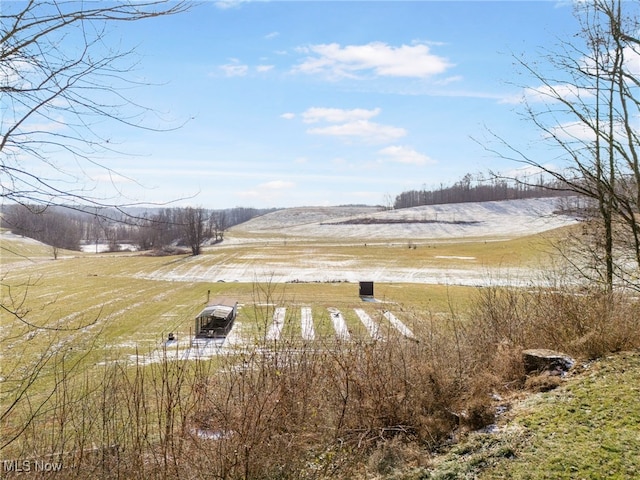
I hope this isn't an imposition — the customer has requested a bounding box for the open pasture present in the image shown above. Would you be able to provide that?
[0,198,576,400]
[2,198,573,368]
[2,240,475,364]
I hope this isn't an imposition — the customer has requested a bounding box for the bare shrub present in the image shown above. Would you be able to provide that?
[467,283,640,374]
[188,333,467,478]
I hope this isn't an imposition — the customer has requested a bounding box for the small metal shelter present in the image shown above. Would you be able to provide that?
[194,297,238,338]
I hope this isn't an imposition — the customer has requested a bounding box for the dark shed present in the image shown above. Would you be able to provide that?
[359,281,374,297]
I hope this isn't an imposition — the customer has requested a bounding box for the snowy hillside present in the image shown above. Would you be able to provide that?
[132,197,579,286]
[231,198,578,241]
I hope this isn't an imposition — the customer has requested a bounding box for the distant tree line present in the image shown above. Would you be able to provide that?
[1,205,276,256]
[2,206,85,258]
[393,173,571,209]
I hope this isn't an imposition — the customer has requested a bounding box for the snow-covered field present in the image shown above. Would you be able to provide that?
[135,198,578,286]
[231,198,577,241]
[3,197,579,287]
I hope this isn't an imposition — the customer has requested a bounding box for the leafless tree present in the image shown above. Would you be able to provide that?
[0,0,190,454]
[1,0,191,297]
[181,206,205,256]
[208,209,228,243]
[485,0,639,292]
[1,0,190,210]
[4,204,83,258]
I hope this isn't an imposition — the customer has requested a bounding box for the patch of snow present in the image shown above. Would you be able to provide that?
[126,306,429,364]
[301,307,315,341]
[266,307,286,341]
[137,261,545,287]
[383,311,415,340]
[0,231,49,246]
[328,308,350,340]
[80,243,138,253]
[192,428,231,440]
[354,308,383,341]
[230,198,577,240]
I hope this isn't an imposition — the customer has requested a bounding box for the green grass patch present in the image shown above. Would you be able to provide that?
[485,351,640,479]
[427,351,640,479]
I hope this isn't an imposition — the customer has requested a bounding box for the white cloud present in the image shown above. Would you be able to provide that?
[299,107,406,143]
[502,83,593,105]
[580,44,640,77]
[265,31,280,40]
[434,75,463,86]
[281,112,296,120]
[548,121,595,142]
[238,179,295,203]
[528,84,590,103]
[302,107,380,124]
[22,115,68,134]
[308,120,406,143]
[214,0,252,10]
[548,118,637,144]
[624,46,640,76]
[293,42,453,80]
[378,145,435,166]
[0,58,33,90]
[257,64,274,73]
[219,61,249,77]
[260,180,295,189]
[502,44,640,105]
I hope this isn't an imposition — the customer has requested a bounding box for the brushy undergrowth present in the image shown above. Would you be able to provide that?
[428,350,640,480]
[1,283,639,479]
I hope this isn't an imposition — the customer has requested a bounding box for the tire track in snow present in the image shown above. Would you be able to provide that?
[328,308,350,340]
[354,308,383,340]
[383,311,416,339]
[266,307,286,340]
[224,320,244,346]
[301,307,315,341]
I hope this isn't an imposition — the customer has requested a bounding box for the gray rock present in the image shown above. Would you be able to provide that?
[522,349,575,374]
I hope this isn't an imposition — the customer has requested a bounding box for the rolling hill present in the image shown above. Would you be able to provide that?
[230,197,578,241]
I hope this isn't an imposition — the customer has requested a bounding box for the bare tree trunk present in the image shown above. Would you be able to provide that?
[182,207,205,256]
[483,0,639,291]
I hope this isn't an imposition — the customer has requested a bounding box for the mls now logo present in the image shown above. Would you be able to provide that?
[2,459,63,473]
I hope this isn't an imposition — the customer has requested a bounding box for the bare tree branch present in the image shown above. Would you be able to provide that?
[1,0,192,209]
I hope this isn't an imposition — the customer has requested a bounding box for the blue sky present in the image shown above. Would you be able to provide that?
[30,1,591,208]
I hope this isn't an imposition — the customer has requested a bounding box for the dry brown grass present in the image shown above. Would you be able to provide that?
[467,285,640,362]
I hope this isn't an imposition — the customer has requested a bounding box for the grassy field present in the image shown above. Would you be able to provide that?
[2,228,543,356]
[2,229,491,404]
[0,225,576,404]
[2,223,638,479]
